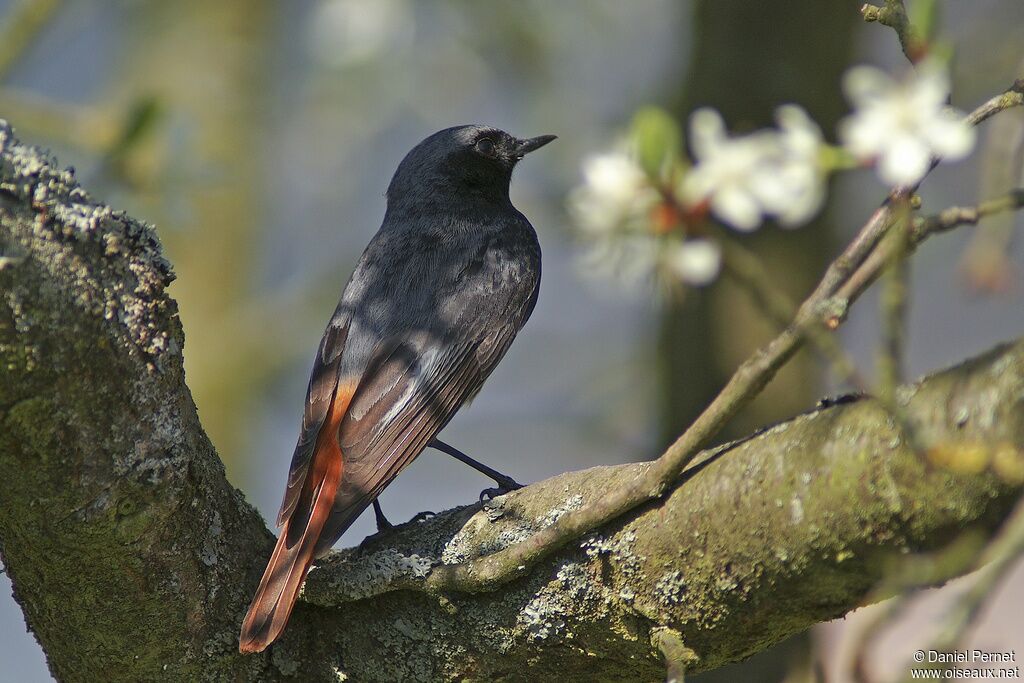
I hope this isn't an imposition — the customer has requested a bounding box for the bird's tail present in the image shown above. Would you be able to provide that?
[238,394,348,654]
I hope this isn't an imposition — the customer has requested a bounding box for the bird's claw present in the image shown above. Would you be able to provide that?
[479,478,523,501]
[363,510,435,547]
[361,527,390,547]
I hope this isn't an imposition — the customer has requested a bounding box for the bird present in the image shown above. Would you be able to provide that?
[238,124,555,654]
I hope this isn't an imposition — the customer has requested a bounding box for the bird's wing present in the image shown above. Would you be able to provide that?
[239,320,520,652]
[314,321,521,553]
[276,318,349,527]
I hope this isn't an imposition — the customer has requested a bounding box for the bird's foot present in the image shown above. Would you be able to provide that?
[479,476,524,501]
[361,509,435,547]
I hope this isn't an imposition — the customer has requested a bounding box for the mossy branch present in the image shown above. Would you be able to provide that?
[1,121,1023,682]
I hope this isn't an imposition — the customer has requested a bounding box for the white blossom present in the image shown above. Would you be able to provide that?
[568,150,659,236]
[569,148,662,287]
[681,106,825,231]
[765,105,826,226]
[579,235,722,289]
[578,234,661,288]
[838,59,975,185]
[681,109,774,231]
[664,239,721,286]
[569,149,724,288]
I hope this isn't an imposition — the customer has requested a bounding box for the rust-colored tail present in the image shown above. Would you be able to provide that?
[238,391,349,654]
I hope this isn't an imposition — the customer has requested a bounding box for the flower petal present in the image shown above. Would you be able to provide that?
[666,239,721,285]
[776,105,822,158]
[711,184,762,231]
[923,110,976,160]
[843,65,893,106]
[689,108,727,160]
[839,106,892,159]
[879,134,931,185]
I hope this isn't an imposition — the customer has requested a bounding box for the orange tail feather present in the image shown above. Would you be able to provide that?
[239,390,349,654]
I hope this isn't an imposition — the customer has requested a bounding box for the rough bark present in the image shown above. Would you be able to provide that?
[1,122,1022,682]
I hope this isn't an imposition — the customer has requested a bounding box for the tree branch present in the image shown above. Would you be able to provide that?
[2,120,1024,682]
[0,121,329,681]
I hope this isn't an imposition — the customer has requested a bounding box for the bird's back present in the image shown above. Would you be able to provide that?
[334,208,541,380]
[310,209,540,551]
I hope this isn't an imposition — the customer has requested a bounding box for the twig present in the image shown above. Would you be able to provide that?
[967,80,1024,127]
[0,0,63,79]
[723,228,919,460]
[894,499,1024,683]
[877,200,911,405]
[860,0,923,63]
[421,83,1024,596]
[913,189,1024,238]
[959,62,1024,292]
[835,188,1024,306]
[718,237,866,390]
[829,80,1024,322]
[852,595,906,683]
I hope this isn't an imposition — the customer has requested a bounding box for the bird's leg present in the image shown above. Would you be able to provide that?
[372,499,394,532]
[372,498,434,532]
[359,499,396,548]
[429,438,524,500]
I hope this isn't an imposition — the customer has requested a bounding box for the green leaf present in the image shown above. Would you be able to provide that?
[630,106,681,180]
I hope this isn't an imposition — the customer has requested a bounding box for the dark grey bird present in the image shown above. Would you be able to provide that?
[239,125,555,653]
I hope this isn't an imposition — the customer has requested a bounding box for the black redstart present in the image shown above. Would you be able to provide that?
[239,125,555,653]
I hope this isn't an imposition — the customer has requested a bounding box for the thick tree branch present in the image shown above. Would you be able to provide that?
[0,122,329,681]
[1,121,1024,682]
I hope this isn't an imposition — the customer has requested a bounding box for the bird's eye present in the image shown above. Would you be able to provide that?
[475,137,495,155]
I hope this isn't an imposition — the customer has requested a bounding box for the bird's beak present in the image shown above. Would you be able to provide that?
[514,134,557,158]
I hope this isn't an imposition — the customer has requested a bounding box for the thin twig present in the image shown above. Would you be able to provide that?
[967,80,1024,127]
[835,188,1024,306]
[913,189,1024,238]
[827,79,1024,322]
[959,62,1024,292]
[719,237,866,390]
[861,0,924,64]
[877,199,911,405]
[851,595,906,683]
[421,83,1024,596]
[654,628,698,683]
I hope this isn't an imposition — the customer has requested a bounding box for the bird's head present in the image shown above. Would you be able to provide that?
[386,125,556,210]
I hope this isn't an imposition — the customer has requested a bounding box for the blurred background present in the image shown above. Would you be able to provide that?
[0,1,1022,680]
